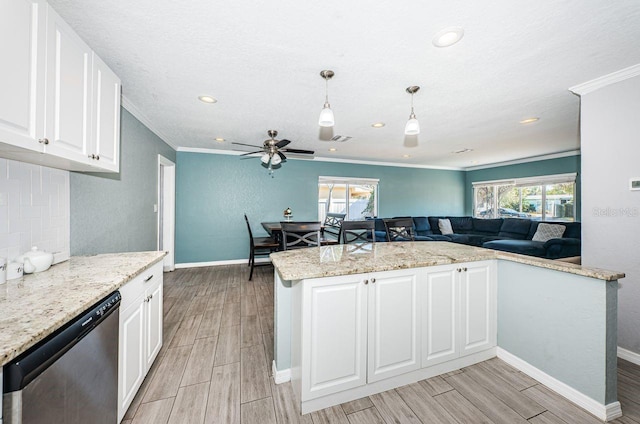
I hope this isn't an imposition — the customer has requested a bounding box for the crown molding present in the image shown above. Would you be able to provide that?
[463,150,580,171]
[176,147,464,171]
[569,64,640,96]
[121,95,178,148]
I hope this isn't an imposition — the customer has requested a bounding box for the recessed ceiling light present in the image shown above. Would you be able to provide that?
[519,117,540,124]
[403,154,411,158]
[328,148,337,152]
[432,27,464,48]
[214,137,225,142]
[198,95,217,104]
[371,122,385,128]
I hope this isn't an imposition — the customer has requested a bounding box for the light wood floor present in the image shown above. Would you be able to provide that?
[122,264,640,424]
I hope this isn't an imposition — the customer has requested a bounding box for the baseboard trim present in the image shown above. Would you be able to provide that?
[175,258,271,269]
[497,347,621,421]
[618,346,640,366]
[272,360,291,384]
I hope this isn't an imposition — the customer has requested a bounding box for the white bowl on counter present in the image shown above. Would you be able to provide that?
[17,247,54,274]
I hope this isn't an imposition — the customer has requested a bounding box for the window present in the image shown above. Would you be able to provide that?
[318,177,378,222]
[473,173,576,222]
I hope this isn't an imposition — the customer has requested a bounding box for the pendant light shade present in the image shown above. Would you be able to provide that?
[404,86,421,135]
[319,70,335,127]
[260,153,270,164]
[271,154,282,165]
[318,104,335,127]
[405,115,420,135]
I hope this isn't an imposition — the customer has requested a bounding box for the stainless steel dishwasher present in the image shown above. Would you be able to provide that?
[3,291,121,424]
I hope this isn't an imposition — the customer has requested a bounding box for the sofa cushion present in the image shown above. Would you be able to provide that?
[465,234,488,247]
[561,222,581,239]
[439,219,454,235]
[413,217,433,236]
[482,239,547,257]
[532,223,566,242]
[472,218,503,235]
[369,218,387,232]
[447,234,470,244]
[428,217,445,234]
[498,218,533,240]
[447,217,473,232]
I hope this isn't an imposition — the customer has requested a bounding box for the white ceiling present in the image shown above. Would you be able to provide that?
[49,0,640,169]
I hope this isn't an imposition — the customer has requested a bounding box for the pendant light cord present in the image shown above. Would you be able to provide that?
[325,78,330,106]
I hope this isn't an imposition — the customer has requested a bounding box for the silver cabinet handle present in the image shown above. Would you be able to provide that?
[463,267,467,272]
[88,154,96,159]
[371,278,376,283]
[364,279,369,285]
[38,138,49,145]
[457,268,462,272]
[144,275,153,282]
[95,155,100,160]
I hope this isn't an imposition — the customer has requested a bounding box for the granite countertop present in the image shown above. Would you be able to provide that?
[270,242,625,282]
[0,251,166,367]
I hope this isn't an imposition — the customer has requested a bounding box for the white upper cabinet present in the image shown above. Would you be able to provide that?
[90,53,121,171]
[43,5,92,163]
[0,0,46,151]
[0,0,121,172]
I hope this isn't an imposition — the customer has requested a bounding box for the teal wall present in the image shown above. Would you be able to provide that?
[464,155,581,220]
[176,152,465,264]
[498,261,618,404]
[70,108,176,255]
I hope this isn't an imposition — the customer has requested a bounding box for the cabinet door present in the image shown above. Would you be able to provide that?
[422,266,459,367]
[0,0,45,151]
[302,275,367,400]
[118,299,145,422]
[44,5,93,164]
[368,270,420,383]
[91,53,120,171]
[460,262,496,355]
[145,279,163,370]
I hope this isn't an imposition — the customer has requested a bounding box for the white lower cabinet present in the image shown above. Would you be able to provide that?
[421,261,496,367]
[301,268,420,400]
[118,262,163,423]
[294,261,496,410]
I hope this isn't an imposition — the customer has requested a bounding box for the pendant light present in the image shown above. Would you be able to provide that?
[318,70,335,127]
[404,86,420,135]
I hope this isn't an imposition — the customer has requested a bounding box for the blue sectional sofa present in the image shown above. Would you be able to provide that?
[369,216,581,260]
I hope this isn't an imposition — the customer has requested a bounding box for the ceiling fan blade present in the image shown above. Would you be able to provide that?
[277,151,287,161]
[232,142,263,148]
[276,139,291,148]
[282,148,315,155]
[239,150,263,157]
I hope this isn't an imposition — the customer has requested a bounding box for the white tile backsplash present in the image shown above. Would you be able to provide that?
[0,159,70,263]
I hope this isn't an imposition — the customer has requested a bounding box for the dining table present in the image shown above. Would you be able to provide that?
[261,221,339,250]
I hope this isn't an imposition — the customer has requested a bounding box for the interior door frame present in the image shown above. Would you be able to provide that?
[157,154,175,271]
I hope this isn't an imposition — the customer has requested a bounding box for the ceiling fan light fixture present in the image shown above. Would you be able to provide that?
[260,153,270,164]
[271,154,282,165]
[319,70,335,127]
[404,86,421,136]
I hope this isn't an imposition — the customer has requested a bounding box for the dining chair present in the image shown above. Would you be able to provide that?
[244,214,279,280]
[340,220,376,244]
[321,212,346,241]
[281,221,322,250]
[383,217,415,242]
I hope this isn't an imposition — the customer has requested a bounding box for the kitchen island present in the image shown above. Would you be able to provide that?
[271,242,623,420]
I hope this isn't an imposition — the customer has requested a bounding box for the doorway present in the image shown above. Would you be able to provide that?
[158,155,176,271]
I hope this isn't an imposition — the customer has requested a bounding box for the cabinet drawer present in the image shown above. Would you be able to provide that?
[120,262,162,310]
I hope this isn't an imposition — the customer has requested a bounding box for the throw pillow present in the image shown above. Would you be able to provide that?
[532,223,566,242]
[438,218,454,235]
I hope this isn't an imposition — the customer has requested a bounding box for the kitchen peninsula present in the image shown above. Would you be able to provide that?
[271,242,623,421]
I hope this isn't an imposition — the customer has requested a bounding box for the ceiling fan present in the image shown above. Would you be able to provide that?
[232,130,315,169]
